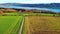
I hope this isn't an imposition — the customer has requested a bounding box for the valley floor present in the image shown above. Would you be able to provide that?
[0,13,60,34]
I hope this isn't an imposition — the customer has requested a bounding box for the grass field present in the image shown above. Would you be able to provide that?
[23,16,60,34]
[0,16,23,34]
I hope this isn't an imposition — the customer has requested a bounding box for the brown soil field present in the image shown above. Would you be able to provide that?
[24,16,60,34]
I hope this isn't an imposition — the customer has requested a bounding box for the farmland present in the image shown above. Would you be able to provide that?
[0,8,60,34]
[0,13,60,34]
[0,16,23,34]
[23,16,60,34]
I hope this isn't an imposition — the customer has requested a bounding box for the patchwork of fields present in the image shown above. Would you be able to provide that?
[0,16,23,34]
[0,14,60,34]
[23,16,60,34]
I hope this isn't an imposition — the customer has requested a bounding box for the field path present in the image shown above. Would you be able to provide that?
[18,17,25,34]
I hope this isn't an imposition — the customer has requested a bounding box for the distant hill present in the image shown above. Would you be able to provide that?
[0,3,60,9]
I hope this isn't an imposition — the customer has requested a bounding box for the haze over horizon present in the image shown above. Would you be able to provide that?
[0,0,60,4]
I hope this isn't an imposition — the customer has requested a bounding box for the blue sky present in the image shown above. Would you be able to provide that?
[0,0,60,4]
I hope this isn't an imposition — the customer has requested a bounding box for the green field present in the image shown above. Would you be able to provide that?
[0,16,23,34]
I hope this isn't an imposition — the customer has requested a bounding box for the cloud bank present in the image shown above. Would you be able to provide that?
[0,0,60,4]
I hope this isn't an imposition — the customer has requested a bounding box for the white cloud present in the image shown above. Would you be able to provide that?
[0,0,60,4]
[15,0,60,4]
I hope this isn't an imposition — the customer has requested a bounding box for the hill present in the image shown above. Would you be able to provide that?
[0,3,60,9]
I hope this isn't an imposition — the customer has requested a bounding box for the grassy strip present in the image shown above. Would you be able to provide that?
[10,16,23,34]
[22,16,28,34]
[0,13,60,17]
[21,13,60,16]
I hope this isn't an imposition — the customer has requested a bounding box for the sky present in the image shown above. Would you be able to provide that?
[0,0,60,4]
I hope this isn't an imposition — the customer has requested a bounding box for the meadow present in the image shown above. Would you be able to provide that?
[23,16,60,34]
[0,16,23,34]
